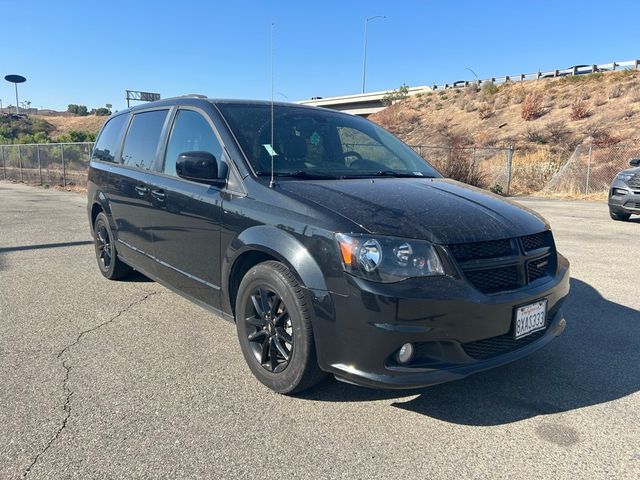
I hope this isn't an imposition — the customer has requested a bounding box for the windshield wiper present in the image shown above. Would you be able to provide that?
[367,171,435,178]
[255,170,340,179]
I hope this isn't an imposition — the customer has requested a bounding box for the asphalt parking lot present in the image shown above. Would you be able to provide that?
[0,181,638,479]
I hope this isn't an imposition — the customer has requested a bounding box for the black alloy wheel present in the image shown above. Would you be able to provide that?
[244,286,294,373]
[93,212,132,280]
[235,261,325,394]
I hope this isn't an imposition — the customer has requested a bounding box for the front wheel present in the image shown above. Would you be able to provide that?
[235,261,325,394]
[610,209,631,221]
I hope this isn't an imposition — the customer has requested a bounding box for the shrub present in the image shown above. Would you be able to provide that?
[382,84,410,106]
[593,95,607,106]
[608,84,624,99]
[629,87,640,103]
[477,103,494,119]
[584,123,619,147]
[55,130,97,143]
[570,98,591,120]
[490,184,504,195]
[465,84,479,94]
[511,87,526,104]
[546,121,570,145]
[464,101,477,112]
[439,147,488,188]
[94,107,111,116]
[521,92,544,120]
[481,81,498,95]
[526,127,547,144]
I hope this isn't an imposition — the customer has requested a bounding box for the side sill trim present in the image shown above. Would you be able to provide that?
[117,239,221,291]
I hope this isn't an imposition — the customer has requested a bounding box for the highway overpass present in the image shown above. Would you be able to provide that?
[297,85,431,117]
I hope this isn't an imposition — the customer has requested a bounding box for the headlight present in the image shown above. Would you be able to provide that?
[335,233,444,282]
[617,173,633,182]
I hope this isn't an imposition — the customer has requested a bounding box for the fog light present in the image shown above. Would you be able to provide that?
[397,343,415,364]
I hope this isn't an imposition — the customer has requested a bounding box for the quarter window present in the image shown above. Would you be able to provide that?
[92,114,128,163]
[164,110,223,177]
[121,110,169,170]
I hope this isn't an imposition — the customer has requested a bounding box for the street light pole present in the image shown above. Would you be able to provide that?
[361,15,386,94]
[465,67,479,80]
[14,83,19,114]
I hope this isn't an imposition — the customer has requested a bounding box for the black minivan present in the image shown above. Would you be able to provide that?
[87,96,570,394]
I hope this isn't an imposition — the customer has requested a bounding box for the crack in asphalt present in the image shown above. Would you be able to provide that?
[22,291,158,478]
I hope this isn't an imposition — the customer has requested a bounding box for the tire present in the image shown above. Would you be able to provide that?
[235,261,326,394]
[93,212,132,280]
[609,210,631,221]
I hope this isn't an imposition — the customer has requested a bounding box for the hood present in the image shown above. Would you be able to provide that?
[277,178,548,244]
[618,167,640,175]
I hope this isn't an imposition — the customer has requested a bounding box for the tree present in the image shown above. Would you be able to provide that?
[94,107,111,116]
[67,104,89,116]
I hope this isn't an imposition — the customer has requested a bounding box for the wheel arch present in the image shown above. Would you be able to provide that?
[222,225,329,318]
[89,190,113,234]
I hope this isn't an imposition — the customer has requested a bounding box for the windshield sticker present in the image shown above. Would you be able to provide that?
[310,131,321,145]
[262,144,278,156]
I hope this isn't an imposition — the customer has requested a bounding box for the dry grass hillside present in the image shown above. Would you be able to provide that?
[370,70,640,151]
[32,114,107,138]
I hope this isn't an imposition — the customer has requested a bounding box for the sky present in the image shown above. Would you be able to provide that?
[2,0,640,112]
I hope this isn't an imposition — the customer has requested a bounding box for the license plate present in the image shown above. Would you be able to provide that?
[514,299,547,340]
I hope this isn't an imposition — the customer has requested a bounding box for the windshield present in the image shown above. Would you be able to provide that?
[216,103,441,179]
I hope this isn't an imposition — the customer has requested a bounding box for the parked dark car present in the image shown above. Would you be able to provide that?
[608,158,640,220]
[87,96,570,394]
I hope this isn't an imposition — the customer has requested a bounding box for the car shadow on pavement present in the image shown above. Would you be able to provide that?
[300,278,640,425]
[120,270,155,283]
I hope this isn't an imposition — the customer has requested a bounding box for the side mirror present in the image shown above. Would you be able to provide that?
[176,151,221,185]
[629,158,640,167]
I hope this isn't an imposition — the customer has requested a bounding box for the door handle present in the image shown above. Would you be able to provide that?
[134,185,148,195]
[151,189,166,200]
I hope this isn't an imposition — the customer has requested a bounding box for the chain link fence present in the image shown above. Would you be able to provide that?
[543,142,640,196]
[1,141,637,197]
[1,142,94,187]
[411,145,514,194]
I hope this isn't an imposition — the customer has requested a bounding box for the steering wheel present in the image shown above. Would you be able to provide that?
[342,150,363,165]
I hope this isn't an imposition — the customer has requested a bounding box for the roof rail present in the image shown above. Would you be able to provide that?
[162,94,209,101]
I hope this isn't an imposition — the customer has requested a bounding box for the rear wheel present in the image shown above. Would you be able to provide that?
[609,209,631,221]
[235,261,325,394]
[93,212,132,280]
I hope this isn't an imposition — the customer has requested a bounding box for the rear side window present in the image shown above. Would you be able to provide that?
[92,114,128,163]
[164,110,223,177]
[121,110,169,170]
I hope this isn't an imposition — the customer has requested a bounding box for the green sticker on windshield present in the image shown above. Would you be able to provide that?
[310,132,320,145]
[262,144,278,156]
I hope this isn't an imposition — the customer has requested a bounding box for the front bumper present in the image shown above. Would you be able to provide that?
[608,180,640,215]
[312,255,570,389]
